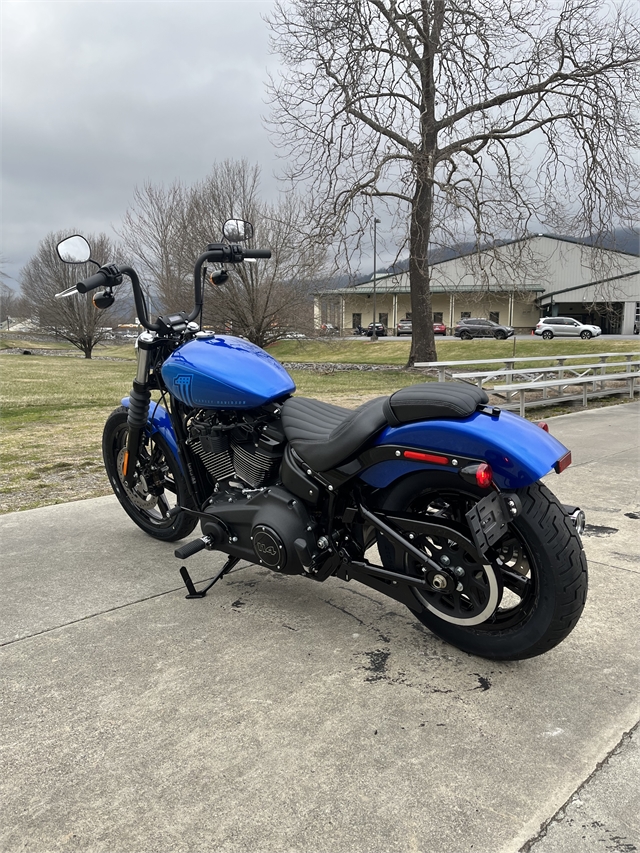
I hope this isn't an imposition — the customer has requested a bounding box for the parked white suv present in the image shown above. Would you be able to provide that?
[534,317,602,340]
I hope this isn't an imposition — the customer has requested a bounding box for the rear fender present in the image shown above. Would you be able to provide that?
[360,409,569,491]
[121,396,181,468]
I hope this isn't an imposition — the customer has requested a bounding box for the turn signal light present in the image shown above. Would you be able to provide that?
[459,462,493,488]
[475,463,493,488]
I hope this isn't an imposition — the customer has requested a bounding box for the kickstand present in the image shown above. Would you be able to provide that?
[180,556,240,599]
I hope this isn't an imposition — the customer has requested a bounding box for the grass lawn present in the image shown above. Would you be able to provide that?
[268,336,640,367]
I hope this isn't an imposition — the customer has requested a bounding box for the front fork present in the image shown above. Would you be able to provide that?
[123,333,155,488]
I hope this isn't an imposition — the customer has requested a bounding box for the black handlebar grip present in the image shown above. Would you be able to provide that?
[76,270,109,293]
[243,249,272,259]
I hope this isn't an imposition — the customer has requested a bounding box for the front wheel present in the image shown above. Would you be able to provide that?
[494,330,507,340]
[580,330,592,339]
[102,407,198,541]
[376,474,588,660]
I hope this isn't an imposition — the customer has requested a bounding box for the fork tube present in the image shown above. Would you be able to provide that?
[123,335,153,488]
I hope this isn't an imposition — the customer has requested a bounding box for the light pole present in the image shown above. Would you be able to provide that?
[371,217,381,342]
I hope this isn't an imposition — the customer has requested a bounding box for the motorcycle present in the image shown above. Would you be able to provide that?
[55,222,588,661]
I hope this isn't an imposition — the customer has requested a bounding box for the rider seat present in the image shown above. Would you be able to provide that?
[281,382,489,472]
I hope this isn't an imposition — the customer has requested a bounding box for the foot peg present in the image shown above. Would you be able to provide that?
[179,556,240,599]
[174,536,211,560]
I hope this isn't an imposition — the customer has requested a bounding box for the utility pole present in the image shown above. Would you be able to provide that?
[371,217,381,342]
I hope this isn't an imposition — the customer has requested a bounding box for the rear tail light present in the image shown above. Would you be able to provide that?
[537,421,549,432]
[403,450,449,465]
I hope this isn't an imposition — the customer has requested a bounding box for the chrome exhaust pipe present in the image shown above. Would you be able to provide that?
[563,504,586,536]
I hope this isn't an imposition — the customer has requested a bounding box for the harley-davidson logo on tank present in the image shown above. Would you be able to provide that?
[161,335,295,409]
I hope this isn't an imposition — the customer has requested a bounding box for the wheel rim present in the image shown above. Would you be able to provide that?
[581,331,591,339]
[401,521,502,626]
[461,331,472,340]
[543,331,553,339]
[112,426,178,526]
[391,486,539,632]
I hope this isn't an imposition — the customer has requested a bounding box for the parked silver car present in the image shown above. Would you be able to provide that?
[534,317,602,340]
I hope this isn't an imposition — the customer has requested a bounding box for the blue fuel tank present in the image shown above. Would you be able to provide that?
[161,335,296,409]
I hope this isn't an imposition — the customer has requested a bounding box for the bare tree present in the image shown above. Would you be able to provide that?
[266,0,640,363]
[119,160,326,347]
[119,181,192,312]
[20,231,119,358]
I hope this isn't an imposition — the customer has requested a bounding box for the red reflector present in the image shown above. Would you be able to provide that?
[475,463,493,488]
[403,450,449,465]
[555,451,572,473]
[537,421,549,432]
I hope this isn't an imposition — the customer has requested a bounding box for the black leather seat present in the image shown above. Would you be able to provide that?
[281,383,489,472]
[384,382,488,424]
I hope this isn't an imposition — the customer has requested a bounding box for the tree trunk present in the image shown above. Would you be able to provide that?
[408,166,437,367]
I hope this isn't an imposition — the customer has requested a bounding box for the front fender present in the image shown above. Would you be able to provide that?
[121,396,181,468]
[360,409,569,490]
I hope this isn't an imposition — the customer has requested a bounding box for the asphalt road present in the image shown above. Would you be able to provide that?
[1,402,638,853]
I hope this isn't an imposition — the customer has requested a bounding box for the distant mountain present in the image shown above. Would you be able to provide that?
[319,228,639,290]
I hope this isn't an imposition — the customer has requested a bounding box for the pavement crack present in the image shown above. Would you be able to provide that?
[518,721,640,853]
[0,581,210,647]
[587,559,640,576]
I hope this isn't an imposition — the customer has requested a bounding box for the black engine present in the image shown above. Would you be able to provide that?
[187,408,285,489]
[186,408,323,575]
[200,486,319,574]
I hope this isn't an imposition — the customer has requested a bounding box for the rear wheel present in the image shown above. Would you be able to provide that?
[376,473,587,660]
[102,407,198,541]
[542,330,554,340]
[460,330,472,340]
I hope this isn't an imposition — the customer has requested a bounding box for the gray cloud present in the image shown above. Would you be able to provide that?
[1,0,281,283]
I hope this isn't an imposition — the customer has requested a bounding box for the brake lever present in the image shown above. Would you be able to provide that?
[55,285,79,299]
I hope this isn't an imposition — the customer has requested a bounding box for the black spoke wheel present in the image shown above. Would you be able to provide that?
[376,472,587,660]
[494,330,506,340]
[103,407,198,542]
[460,330,472,340]
[542,330,553,339]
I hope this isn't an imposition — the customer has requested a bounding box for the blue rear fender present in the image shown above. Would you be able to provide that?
[361,409,569,491]
[121,397,181,470]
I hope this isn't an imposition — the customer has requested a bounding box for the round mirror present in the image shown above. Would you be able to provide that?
[57,235,92,264]
[222,219,254,243]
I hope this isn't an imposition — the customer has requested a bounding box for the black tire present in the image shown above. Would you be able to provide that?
[376,472,588,660]
[542,330,553,340]
[102,407,198,542]
[580,330,592,339]
[494,330,507,340]
[460,330,472,340]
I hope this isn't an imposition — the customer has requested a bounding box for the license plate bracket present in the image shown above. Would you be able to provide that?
[465,491,509,555]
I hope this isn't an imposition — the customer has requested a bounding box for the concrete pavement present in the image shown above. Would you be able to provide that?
[1,402,639,853]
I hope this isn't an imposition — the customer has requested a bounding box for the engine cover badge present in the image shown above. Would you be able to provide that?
[252,525,285,571]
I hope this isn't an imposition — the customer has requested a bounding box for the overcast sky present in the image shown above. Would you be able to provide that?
[1,0,285,286]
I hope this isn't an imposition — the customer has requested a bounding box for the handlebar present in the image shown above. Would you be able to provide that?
[65,243,271,332]
[188,244,271,323]
[76,270,110,293]
[243,249,272,259]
